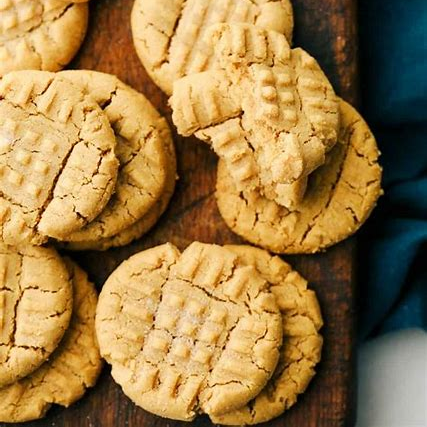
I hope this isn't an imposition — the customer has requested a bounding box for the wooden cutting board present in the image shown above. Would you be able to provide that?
[2,0,359,426]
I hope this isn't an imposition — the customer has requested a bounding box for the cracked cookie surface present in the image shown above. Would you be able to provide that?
[57,70,176,245]
[131,0,294,95]
[0,0,89,76]
[211,245,323,425]
[96,242,283,421]
[171,23,339,208]
[0,258,102,423]
[63,134,176,251]
[0,70,119,245]
[216,99,383,254]
[0,244,72,388]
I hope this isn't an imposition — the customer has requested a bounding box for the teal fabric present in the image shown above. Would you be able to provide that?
[358,0,427,338]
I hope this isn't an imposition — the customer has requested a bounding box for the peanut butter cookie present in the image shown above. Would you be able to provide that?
[171,24,339,207]
[63,141,176,251]
[57,70,176,247]
[131,0,294,95]
[212,245,323,425]
[216,100,383,254]
[0,71,119,245]
[0,258,102,423]
[0,0,89,76]
[0,244,72,388]
[96,242,283,421]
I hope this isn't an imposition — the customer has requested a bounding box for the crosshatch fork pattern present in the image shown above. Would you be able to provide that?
[0,0,89,76]
[96,242,283,421]
[0,72,119,245]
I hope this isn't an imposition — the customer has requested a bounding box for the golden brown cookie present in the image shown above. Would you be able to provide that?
[211,245,323,425]
[0,70,119,245]
[0,0,89,76]
[57,70,176,246]
[171,23,339,208]
[63,141,176,251]
[0,258,103,423]
[131,0,294,95]
[0,244,72,388]
[216,99,383,254]
[96,242,283,421]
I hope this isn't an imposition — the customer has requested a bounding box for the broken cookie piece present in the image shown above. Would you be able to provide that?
[170,23,339,208]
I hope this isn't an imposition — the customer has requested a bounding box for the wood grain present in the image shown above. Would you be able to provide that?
[1,0,359,426]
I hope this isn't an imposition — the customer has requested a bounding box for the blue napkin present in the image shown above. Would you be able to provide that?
[358,0,427,339]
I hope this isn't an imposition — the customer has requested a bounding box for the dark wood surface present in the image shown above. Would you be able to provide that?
[3,0,359,426]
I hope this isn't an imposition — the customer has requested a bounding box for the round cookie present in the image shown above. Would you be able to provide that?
[171,23,339,208]
[216,99,383,254]
[0,259,103,423]
[131,0,294,95]
[96,242,283,421]
[211,245,323,425]
[58,70,176,244]
[0,0,89,76]
[0,70,119,245]
[0,244,73,388]
[63,141,176,251]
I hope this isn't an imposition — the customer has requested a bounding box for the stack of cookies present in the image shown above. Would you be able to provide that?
[133,0,383,255]
[0,244,102,422]
[0,69,177,250]
[0,68,177,421]
[96,242,323,424]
